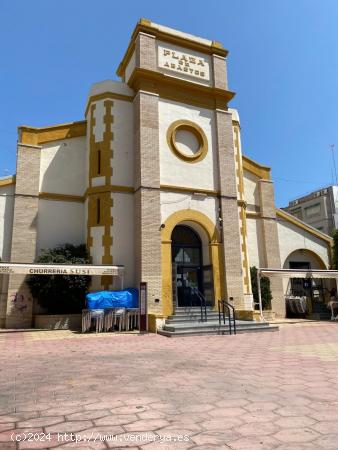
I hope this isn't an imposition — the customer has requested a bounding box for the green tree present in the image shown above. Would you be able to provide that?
[26,244,91,314]
[250,266,272,310]
[332,229,338,269]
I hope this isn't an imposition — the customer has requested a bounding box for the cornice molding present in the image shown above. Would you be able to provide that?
[19,121,87,145]
[242,155,271,180]
[128,67,235,110]
[117,18,228,78]
[39,192,85,203]
[0,176,16,188]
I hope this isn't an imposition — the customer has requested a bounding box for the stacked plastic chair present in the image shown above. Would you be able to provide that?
[126,308,139,330]
[82,309,104,333]
[91,309,105,332]
[114,308,126,331]
[82,309,91,333]
[104,308,115,332]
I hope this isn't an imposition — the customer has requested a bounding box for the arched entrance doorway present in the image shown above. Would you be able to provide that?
[171,225,209,308]
[283,249,330,319]
[161,209,223,317]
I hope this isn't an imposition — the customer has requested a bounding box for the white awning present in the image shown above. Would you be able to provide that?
[259,268,338,279]
[0,263,125,277]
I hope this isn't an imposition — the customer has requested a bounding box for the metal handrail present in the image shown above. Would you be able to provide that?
[218,298,237,335]
[192,288,207,322]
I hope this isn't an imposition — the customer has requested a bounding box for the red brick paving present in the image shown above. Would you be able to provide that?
[0,323,338,448]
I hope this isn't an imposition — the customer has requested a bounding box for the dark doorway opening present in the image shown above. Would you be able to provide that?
[171,225,207,308]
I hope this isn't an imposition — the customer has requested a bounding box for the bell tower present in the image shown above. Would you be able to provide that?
[116,19,251,316]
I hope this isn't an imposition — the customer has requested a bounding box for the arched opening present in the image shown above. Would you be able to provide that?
[283,249,331,319]
[161,209,223,317]
[171,225,204,308]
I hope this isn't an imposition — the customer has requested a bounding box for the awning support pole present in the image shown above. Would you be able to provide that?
[257,269,265,322]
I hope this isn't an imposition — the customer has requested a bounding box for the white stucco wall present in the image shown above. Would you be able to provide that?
[0,184,15,261]
[243,170,260,206]
[91,176,105,187]
[159,99,217,190]
[110,192,135,287]
[160,191,218,225]
[37,200,85,253]
[87,80,134,100]
[39,136,86,196]
[90,225,105,291]
[84,198,88,245]
[91,226,104,265]
[277,218,330,269]
[246,214,330,271]
[246,217,265,268]
[111,100,134,187]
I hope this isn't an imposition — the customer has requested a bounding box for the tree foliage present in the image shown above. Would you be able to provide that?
[332,229,338,270]
[26,244,91,314]
[250,266,272,310]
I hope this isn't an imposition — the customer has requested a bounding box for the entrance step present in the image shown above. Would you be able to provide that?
[158,319,278,337]
[167,312,220,322]
[159,308,279,337]
[158,321,278,337]
[166,315,228,324]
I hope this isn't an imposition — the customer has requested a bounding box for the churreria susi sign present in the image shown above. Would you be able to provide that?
[0,263,124,276]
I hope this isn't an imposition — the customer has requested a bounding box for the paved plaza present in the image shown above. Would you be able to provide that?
[1,323,338,449]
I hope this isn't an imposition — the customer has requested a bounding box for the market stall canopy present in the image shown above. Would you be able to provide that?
[259,268,338,279]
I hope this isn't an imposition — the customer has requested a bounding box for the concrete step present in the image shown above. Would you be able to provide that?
[166,316,231,324]
[167,312,221,320]
[172,308,214,315]
[162,320,275,333]
[158,323,279,337]
[175,307,213,310]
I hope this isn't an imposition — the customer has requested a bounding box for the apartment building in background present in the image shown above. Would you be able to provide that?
[284,185,338,236]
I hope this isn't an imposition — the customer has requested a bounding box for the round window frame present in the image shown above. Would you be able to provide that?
[166,120,208,163]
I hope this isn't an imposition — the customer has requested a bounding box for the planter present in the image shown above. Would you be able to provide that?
[34,314,81,330]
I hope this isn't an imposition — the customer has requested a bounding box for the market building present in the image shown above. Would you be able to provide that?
[0,19,333,330]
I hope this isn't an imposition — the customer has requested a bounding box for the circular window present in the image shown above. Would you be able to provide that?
[167,120,208,163]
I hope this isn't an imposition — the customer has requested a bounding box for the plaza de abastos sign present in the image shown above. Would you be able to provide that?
[158,47,210,81]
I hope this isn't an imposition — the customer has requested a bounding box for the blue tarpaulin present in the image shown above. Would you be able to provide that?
[86,288,138,310]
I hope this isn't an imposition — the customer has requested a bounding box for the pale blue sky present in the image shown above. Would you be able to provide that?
[1,0,338,206]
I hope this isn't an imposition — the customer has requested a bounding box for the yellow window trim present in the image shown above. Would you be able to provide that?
[166,119,208,163]
[85,92,134,118]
